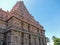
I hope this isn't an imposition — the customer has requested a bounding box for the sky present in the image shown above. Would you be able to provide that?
[0,0,60,45]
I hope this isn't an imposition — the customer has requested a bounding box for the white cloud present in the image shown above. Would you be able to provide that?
[47,40,54,45]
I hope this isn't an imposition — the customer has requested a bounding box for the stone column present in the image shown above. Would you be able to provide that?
[40,37,44,45]
[21,32,24,45]
[43,37,47,45]
[38,37,43,45]
[11,30,21,45]
[39,37,42,45]
[5,31,11,45]
[42,37,46,45]
[0,33,4,45]
[36,37,39,45]
[23,34,29,45]
[29,34,31,45]
[31,35,35,45]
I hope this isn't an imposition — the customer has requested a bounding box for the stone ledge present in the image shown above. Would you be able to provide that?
[5,25,41,37]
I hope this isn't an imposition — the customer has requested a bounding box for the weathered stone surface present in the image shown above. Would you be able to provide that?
[0,1,47,45]
[11,31,21,45]
[23,22,28,30]
[0,33,4,45]
[0,20,6,29]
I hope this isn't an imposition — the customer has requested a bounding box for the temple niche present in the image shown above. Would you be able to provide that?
[0,1,47,45]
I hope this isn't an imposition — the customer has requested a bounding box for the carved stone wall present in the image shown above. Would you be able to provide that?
[0,9,8,21]
[23,34,29,45]
[35,37,39,45]
[5,30,43,45]
[31,35,36,45]
[11,30,21,45]
[23,22,28,30]
[13,17,22,29]
[7,18,13,28]
[0,20,6,29]
[30,25,38,33]
[0,1,46,45]
[39,29,41,35]
[0,33,4,45]
[5,32,11,45]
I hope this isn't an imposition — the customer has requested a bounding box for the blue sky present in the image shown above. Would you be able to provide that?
[0,0,60,41]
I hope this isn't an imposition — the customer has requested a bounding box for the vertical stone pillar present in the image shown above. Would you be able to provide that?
[21,32,24,45]
[5,31,11,45]
[39,37,43,45]
[21,33,30,45]
[43,37,47,45]
[38,37,42,45]
[29,34,31,45]
[40,37,44,45]
[36,37,39,45]
[0,33,4,45]
[42,37,46,45]
[11,30,21,45]
[23,34,29,45]
[31,35,35,45]
[34,37,37,45]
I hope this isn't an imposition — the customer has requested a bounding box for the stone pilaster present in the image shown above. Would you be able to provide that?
[11,30,21,45]
[23,33,29,45]
[31,35,35,45]
[0,33,4,45]
[36,37,40,45]
[5,31,11,45]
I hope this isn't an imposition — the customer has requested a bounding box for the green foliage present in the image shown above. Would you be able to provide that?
[56,42,60,45]
[52,36,60,45]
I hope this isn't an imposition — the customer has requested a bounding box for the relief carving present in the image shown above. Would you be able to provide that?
[0,1,46,45]
[5,32,11,45]
[0,21,6,29]
[30,25,37,33]
[11,31,21,45]
[23,22,28,30]
[13,18,22,28]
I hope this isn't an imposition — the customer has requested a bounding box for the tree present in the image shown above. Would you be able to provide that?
[46,37,50,43]
[52,36,60,45]
[46,37,50,45]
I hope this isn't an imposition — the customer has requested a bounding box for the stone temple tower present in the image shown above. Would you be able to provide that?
[0,1,47,45]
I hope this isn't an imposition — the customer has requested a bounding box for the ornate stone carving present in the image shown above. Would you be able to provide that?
[23,22,28,30]
[13,17,22,28]
[0,1,46,45]
[11,31,21,45]
[0,20,6,29]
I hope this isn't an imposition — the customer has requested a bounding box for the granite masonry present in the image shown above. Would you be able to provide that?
[0,1,47,45]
